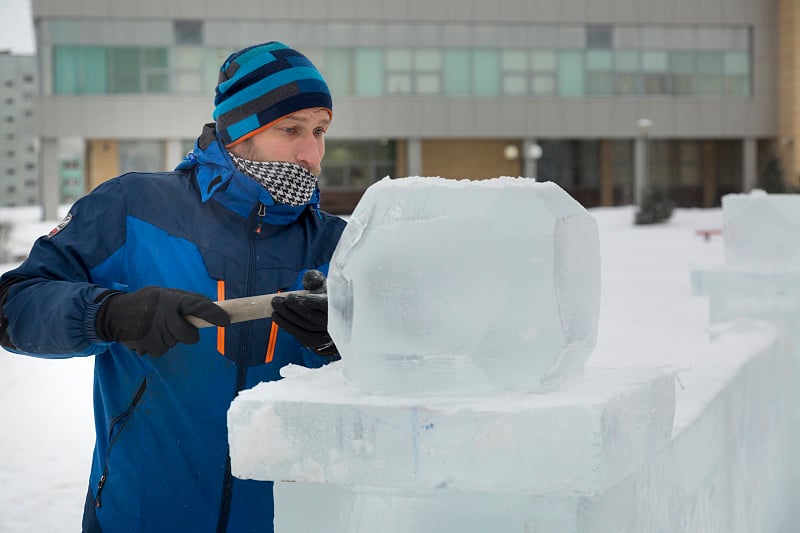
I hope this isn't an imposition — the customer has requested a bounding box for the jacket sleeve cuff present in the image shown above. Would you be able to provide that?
[82,294,115,346]
[301,347,341,368]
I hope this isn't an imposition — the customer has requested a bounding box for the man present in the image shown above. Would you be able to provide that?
[0,41,345,532]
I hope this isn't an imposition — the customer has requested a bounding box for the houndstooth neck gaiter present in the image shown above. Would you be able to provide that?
[228,152,317,206]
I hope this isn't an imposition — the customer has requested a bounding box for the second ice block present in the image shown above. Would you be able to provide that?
[327,177,601,394]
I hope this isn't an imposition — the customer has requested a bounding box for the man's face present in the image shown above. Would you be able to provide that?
[230,107,330,176]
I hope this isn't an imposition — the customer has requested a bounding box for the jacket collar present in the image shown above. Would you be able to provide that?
[175,123,321,224]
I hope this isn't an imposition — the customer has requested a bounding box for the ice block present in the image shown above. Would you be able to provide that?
[327,177,601,395]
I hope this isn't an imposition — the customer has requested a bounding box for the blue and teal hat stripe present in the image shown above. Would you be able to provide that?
[213,41,332,147]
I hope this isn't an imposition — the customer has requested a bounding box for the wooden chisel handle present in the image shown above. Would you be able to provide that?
[185,289,309,328]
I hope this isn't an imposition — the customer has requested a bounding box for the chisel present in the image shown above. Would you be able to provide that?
[185,290,310,328]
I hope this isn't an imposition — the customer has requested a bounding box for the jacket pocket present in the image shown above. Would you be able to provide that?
[94,376,147,508]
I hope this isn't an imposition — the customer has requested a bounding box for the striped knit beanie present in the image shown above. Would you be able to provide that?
[213,41,332,147]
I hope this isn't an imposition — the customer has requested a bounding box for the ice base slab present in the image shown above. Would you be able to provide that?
[274,484,583,533]
[263,327,795,533]
[228,365,675,495]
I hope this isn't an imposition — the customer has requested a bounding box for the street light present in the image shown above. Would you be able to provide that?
[503,144,520,161]
[635,118,653,207]
[523,140,543,179]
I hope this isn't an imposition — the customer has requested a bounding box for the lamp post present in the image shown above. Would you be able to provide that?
[635,118,653,207]
[523,140,543,179]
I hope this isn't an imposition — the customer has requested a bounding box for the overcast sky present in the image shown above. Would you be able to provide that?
[0,0,35,54]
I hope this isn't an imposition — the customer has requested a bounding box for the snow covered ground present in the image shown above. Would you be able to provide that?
[0,203,725,532]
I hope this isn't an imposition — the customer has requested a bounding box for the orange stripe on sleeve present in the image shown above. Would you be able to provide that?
[265,321,279,363]
[217,280,225,355]
[265,289,282,363]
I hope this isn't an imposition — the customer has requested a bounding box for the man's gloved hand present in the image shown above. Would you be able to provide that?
[96,286,231,357]
[271,270,338,357]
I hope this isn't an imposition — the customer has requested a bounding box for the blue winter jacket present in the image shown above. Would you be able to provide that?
[0,124,346,532]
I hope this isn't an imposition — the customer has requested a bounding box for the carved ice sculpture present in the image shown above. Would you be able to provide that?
[327,176,601,394]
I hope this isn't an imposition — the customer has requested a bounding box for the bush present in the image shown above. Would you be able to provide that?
[634,186,674,225]
[759,157,786,193]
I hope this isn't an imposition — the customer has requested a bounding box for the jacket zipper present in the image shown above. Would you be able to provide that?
[216,204,261,533]
[95,377,147,508]
[255,203,266,234]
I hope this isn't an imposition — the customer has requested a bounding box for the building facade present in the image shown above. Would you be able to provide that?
[30,0,792,217]
[0,51,38,207]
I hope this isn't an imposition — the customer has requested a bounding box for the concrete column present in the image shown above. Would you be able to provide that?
[634,136,646,206]
[522,139,540,179]
[406,138,422,176]
[39,137,60,222]
[164,139,186,171]
[742,138,758,192]
[599,139,615,207]
[702,140,718,208]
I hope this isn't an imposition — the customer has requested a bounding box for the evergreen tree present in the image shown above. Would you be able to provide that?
[759,156,786,193]
[634,185,674,225]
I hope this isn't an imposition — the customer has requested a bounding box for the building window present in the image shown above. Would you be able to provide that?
[696,52,724,95]
[321,140,396,189]
[119,141,162,174]
[558,51,585,97]
[385,49,412,94]
[586,25,613,49]
[537,140,600,188]
[472,49,499,96]
[501,49,528,95]
[642,51,669,94]
[531,50,557,95]
[443,49,470,96]
[54,45,169,94]
[723,51,750,96]
[355,49,383,96]
[325,49,353,96]
[108,47,169,93]
[173,46,205,94]
[54,46,107,94]
[670,51,696,95]
[615,51,641,94]
[586,50,614,96]
[414,49,442,94]
[174,20,203,45]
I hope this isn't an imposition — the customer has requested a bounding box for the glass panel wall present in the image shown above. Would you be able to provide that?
[54,46,169,94]
[46,20,752,99]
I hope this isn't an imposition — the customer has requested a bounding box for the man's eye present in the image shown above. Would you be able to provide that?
[282,127,296,134]
[314,128,327,136]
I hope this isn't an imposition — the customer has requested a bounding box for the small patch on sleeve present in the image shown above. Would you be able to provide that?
[48,212,73,238]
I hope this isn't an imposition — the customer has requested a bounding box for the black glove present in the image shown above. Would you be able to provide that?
[271,270,338,357]
[96,286,231,357]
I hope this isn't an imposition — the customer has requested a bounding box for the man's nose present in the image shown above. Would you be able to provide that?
[295,134,323,172]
